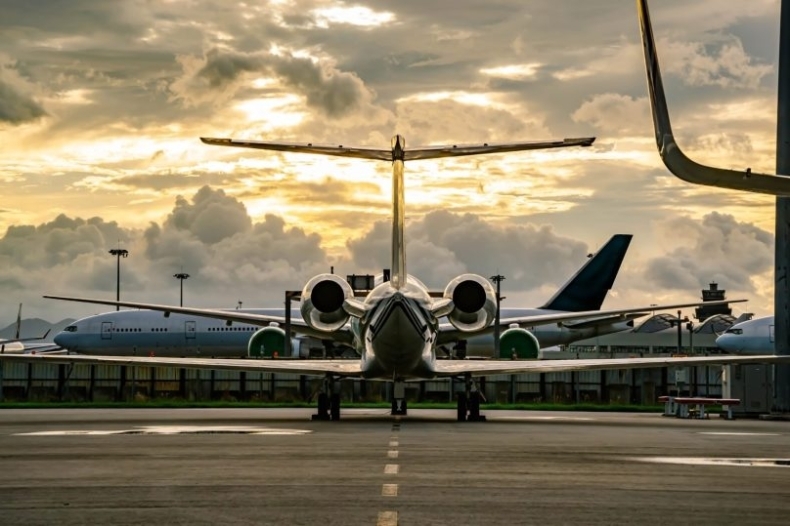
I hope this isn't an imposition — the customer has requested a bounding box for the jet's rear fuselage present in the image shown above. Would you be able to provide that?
[358,279,437,379]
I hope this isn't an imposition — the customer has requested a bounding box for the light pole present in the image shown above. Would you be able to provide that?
[108,248,128,311]
[173,272,190,306]
[668,310,689,355]
[490,274,506,358]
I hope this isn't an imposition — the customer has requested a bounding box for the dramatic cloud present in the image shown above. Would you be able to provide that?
[347,210,589,291]
[644,212,773,292]
[662,38,773,89]
[171,47,378,118]
[572,94,651,134]
[0,186,332,319]
[162,186,252,245]
[0,79,46,124]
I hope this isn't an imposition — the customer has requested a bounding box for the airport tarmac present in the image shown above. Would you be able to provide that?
[0,408,788,525]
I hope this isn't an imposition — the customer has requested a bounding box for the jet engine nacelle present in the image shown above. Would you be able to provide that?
[248,325,286,358]
[443,273,497,332]
[300,274,355,332]
[499,325,540,359]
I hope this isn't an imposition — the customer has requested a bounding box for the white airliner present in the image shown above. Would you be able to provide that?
[52,234,642,358]
[2,134,787,422]
[717,316,775,354]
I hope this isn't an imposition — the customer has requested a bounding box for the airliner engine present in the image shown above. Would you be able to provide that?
[248,325,285,358]
[498,325,540,359]
[300,274,355,332]
[443,274,497,332]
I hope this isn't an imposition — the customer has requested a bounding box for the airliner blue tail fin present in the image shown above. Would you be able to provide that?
[539,234,632,312]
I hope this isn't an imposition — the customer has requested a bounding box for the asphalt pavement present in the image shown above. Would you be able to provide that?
[0,408,788,525]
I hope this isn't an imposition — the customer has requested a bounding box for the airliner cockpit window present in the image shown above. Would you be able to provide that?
[64,326,78,332]
[724,328,743,335]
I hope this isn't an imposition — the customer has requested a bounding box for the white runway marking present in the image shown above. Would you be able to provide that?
[699,431,781,437]
[632,457,790,468]
[377,511,398,526]
[389,440,399,447]
[16,425,312,436]
[384,464,399,474]
[387,450,399,459]
[381,484,398,497]
[498,416,594,422]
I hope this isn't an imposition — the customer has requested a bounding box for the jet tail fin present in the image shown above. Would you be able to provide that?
[539,234,632,312]
[14,303,21,340]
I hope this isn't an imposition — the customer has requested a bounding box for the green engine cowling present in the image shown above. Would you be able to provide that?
[499,326,540,359]
[248,326,286,358]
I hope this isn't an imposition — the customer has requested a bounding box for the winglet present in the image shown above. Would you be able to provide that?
[637,0,790,195]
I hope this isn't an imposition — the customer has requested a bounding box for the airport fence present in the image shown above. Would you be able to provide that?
[0,359,724,404]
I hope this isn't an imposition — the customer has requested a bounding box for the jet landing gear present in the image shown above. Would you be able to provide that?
[456,374,486,422]
[391,381,408,416]
[312,375,341,421]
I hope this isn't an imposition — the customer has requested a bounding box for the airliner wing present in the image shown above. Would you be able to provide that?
[201,138,392,160]
[496,299,742,329]
[561,312,646,330]
[43,295,354,345]
[437,300,737,345]
[403,137,595,160]
[0,330,51,344]
[0,354,363,377]
[0,342,63,354]
[637,0,790,195]
[432,354,790,378]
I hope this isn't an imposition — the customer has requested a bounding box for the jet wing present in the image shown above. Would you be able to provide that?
[43,295,354,345]
[637,0,790,196]
[403,137,595,160]
[432,354,790,378]
[0,342,63,355]
[200,138,392,161]
[0,354,363,377]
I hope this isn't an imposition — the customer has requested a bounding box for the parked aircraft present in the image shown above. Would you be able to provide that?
[0,304,58,354]
[52,234,640,358]
[716,316,774,354]
[2,134,785,422]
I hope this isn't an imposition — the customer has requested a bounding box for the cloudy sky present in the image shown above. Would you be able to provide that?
[0,0,781,323]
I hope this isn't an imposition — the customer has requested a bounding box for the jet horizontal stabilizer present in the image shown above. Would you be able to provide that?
[200,136,596,162]
[403,137,595,160]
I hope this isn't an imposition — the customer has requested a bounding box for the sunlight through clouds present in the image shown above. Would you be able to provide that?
[480,63,543,80]
[311,5,396,28]
[0,0,782,321]
[234,95,306,128]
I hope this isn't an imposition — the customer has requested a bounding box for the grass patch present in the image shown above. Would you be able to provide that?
[0,400,665,412]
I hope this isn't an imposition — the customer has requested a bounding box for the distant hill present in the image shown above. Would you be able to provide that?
[0,318,76,342]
